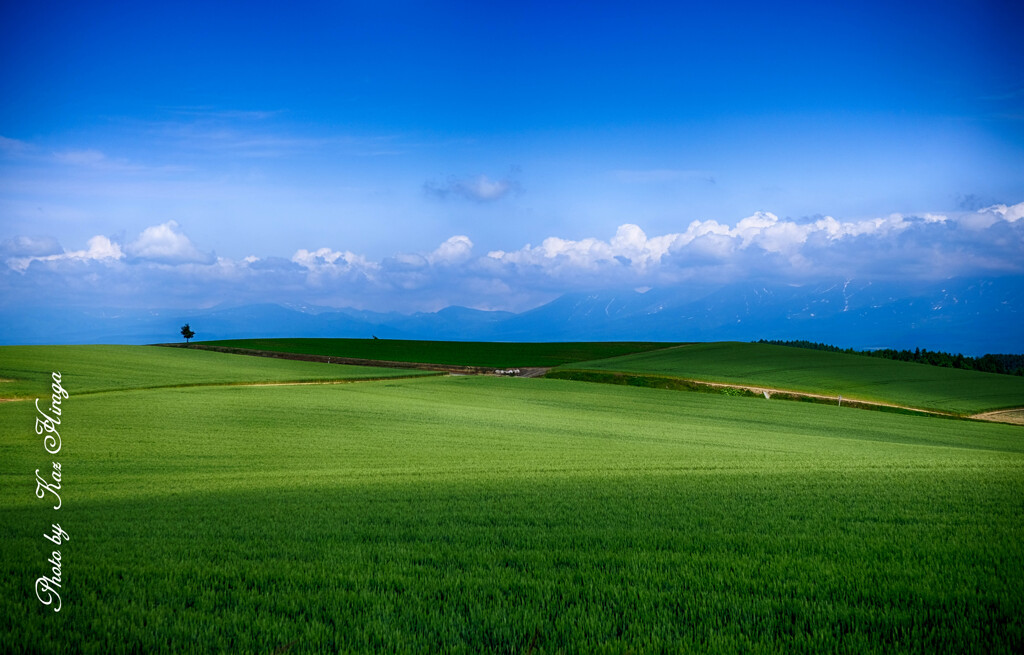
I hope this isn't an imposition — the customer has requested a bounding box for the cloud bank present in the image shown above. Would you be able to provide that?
[3,203,1022,312]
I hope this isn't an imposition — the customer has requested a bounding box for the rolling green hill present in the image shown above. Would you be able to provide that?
[1,346,1022,653]
[0,345,435,398]
[557,341,1024,415]
[196,338,676,368]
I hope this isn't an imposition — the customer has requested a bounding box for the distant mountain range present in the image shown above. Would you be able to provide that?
[2,276,1020,356]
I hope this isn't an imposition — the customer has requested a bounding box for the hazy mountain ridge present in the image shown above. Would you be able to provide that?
[2,276,1019,356]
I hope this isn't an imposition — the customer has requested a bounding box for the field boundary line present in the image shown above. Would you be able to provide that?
[0,372,443,401]
[153,343,498,374]
[76,373,444,396]
[546,368,968,420]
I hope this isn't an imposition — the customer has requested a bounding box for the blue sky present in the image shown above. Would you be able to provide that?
[2,0,1023,313]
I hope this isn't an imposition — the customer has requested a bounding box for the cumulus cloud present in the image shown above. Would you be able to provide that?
[487,224,673,273]
[291,247,377,272]
[429,235,473,265]
[126,221,214,264]
[290,248,380,293]
[982,203,1024,223]
[424,173,517,202]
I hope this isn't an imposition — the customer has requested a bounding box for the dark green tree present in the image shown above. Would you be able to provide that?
[180,323,195,343]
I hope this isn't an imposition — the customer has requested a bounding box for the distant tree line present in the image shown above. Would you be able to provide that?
[757,339,1024,376]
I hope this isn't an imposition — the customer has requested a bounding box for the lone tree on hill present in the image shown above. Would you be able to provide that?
[180,323,195,343]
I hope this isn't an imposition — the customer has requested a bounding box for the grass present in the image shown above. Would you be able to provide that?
[558,341,1024,415]
[0,345,436,398]
[195,338,676,368]
[1,349,1022,653]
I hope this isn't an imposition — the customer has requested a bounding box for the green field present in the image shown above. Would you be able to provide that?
[197,338,675,368]
[558,341,1024,415]
[0,345,436,399]
[1,346,1022,653]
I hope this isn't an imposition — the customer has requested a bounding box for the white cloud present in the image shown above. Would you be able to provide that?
[127,221,213,263]
[959,201,1024,230]
[83,235,123,260]
[292,247,342,268]
[467,176,510,201]
[425,174,516,202]
[292,247,378,274]
[983,201,1024,223]
[6,235,124,272]
[429,235,473,265]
